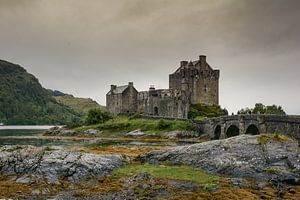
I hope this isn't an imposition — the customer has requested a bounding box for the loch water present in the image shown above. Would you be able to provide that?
[0,126,198,147]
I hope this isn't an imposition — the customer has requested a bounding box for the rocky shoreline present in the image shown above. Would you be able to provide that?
[45,128,205,140]
[0,134,299,199]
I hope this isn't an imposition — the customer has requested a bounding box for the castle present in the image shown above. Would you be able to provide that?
[106,55,220,119]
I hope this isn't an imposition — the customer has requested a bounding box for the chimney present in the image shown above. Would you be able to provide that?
[128,82,133,87]
[111,84,116,91]
[149,85,155,91]
[199,55,206,67]
[180,61,188,67]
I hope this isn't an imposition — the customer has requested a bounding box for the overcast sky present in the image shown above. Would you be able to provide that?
[0,0,299,114]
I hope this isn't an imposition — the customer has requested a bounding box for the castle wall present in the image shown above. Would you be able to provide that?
[192,70,219,105]
[106,93,122,116]
[121,85,138,114]
[137,89,188,118]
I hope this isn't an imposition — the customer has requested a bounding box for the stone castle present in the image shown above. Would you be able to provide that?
[106,55,220,119]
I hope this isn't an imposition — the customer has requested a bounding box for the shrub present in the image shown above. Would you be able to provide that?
[85,109,113,125]
[188,103,227,119]
[157,119,171,130]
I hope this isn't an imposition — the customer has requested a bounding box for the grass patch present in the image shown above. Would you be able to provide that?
[80,146,160,157]
[258,133,295,146]
[110,163,219,190]
[264,167,281,174]
[75,116,195,134]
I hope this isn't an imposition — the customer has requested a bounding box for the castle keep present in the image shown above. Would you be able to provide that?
[106,55,220,119]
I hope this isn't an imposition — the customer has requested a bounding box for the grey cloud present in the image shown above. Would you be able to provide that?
[0,0,299,114]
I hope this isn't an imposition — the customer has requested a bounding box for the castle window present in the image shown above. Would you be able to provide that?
[204,85,208,92]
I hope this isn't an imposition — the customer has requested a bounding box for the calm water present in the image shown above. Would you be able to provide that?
[0,126,198,147]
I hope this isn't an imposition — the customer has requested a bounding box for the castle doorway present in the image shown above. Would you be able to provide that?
[154,107,158,115]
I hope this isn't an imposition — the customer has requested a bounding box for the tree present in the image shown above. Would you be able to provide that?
[85,109,113,125]
[238,103,286,115]
[188,103,228,119]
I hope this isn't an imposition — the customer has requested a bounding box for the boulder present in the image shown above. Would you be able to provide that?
[124,130,148,138]
[85,129,103,135]
[138,135,300,184]
[45,129,80,136]
[0,145,124,184]
[164,131,202,139]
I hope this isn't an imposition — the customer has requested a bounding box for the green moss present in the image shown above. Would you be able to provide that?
[264,167,281,174]
[258,133,294,146]
[110,164,219,190]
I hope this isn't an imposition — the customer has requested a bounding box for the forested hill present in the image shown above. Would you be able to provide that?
[0,59,81,125]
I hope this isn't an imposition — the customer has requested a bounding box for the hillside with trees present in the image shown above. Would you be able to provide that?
[0,59,82,125]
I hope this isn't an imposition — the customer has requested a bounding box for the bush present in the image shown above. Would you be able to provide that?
[238,103,286,115]
[85,109,113,125]
[157,119,171,130]
[188,103,227,119]
[128,113,141,120]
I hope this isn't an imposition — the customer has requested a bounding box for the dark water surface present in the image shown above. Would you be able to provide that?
[0,127,198,147]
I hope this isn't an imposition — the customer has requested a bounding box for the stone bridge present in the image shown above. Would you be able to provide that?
[195,115,300,141]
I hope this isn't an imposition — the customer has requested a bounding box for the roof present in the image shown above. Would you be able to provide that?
[173,59,213,74]
[107,85,128,95]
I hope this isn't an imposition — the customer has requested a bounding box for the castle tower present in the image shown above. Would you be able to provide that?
[169,55,219,105]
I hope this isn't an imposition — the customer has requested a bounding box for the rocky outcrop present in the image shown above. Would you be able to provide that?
[45,128,103,136]
[0,145,124,184]
[138,135,300,184]
[85,129,103,135]
[163,131,205,139]
[45,129,80,136]
[124,130,158,138]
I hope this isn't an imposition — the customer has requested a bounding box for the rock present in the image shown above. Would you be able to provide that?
[46,129,80,136]
[0,145,124,185]
[164,131,201,139]
[138,135,300,185]
[85,129,103,135]
[16,175,31,184]
[230,178,248,188]
[125,130,150,138]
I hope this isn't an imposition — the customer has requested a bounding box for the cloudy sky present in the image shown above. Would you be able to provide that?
[0,0,299,114]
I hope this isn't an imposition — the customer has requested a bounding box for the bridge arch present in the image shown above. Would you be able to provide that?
[245,124,260,135]
[213,125,221,140]
[226,125,239,138]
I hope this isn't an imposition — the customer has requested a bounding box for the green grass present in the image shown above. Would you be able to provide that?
[75,116,195,134]
[54,95,105,114]
[110,163,219,190]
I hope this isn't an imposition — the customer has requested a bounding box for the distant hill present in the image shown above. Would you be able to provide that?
[0,59,82,125]
[53,94,105,114]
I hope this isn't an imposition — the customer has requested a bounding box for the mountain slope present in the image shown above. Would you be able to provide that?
[53,94,105,114]
[0,59,81,125]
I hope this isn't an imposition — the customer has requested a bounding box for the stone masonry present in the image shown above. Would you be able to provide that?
[106,55,220,119]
